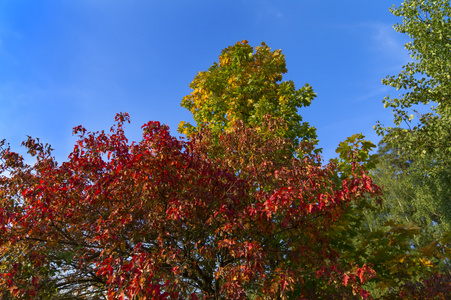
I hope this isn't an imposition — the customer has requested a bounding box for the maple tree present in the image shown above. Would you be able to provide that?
[0,112,381,299]
[178,40,317,147]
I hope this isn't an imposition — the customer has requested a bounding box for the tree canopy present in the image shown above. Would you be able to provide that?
[2,1,451,297]
[179,40,317,147]
[368,0,451,297]
[0,113,379,299]
[375,0,451,159]
[0,40,383,299]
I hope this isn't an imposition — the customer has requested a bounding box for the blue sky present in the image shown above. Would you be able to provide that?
[0,0,409,162]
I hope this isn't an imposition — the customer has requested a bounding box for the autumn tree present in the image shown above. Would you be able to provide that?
[179,40,317,147]
[0,40,387,299]
[178,40,385,298]
[0,113,380,299]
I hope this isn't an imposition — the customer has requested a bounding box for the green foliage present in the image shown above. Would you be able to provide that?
[375,0,451,158]
[352,135,451,297]
[179,40,317,147]
[372,137,451,243]
[333,133,379,178]
[369,1,451,296]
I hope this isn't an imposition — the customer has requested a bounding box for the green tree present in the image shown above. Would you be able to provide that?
[323,132,451,298]
[369,1,451,297]
[375,0,451,159]
[371,135,451,244]
[179,40,317,148]
[352,135,451,299]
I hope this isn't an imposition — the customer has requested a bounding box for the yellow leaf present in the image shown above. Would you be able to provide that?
[419,257,434,267]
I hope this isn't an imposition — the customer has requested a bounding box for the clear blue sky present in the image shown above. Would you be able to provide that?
[0,0,409,162]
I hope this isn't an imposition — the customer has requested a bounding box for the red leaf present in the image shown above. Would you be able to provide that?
[343,274,350,286]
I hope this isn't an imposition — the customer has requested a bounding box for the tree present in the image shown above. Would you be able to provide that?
[372,0,451,243]
[179,40,317,148]
[374,0,451,271]
[371,135,451,244]
[375,0,451,159]
[370,1,451,296]
[0,113,380,299]
[191,118,381,299]
[177,40,386,298]
[348,135,451,298]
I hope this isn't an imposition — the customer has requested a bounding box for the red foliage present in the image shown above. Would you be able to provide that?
[0,113,381,299]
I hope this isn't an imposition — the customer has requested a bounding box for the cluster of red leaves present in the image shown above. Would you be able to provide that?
[0,113,381,299]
